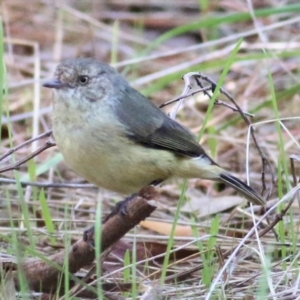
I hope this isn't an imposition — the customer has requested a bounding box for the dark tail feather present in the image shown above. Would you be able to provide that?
[220,172,265,206]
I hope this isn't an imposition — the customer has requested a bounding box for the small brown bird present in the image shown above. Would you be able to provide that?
[43,58,264,206]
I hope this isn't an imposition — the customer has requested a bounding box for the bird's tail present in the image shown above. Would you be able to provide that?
[219,172,264,206]
[188,156,264,205]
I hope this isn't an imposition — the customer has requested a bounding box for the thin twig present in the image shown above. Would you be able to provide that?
[159,87,211,108]
[0,141,56,173]
[214,99,254,117]
[0,178,96,189]
[0,130,53,162]
[289,154,300,210]
[159,72,254,117]
[290,154,300,185]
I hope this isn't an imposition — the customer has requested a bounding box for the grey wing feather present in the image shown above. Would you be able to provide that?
[113,86,209,158]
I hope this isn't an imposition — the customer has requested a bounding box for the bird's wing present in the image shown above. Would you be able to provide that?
[113,86,210,158]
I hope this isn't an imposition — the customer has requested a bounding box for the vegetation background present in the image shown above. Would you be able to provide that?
[0,0,300,299]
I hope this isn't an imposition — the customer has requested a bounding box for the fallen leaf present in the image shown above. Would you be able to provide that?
[140,219,193,236]
[181,188,244,217]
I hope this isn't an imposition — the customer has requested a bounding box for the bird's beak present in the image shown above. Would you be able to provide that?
[43,79,68,89]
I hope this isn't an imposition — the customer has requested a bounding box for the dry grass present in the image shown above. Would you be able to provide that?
[1,0,300,299]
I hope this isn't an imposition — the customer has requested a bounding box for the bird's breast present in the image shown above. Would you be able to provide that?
[52,109,176,193]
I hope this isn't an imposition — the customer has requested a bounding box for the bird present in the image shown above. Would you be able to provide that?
[43,57,264,206]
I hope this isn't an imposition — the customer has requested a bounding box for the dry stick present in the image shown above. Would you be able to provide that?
[159,86,254,117]
[159,86,211,108]
[16,193,156,295]
[290,154,300,185]
[0,140,56,173]
[289,154,300,214]
[0,178,96,189]
[0,130,52,162]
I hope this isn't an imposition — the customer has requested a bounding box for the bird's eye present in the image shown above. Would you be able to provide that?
[78,75,89,85]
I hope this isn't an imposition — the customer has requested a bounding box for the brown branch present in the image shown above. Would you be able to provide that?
[15,190,156,295]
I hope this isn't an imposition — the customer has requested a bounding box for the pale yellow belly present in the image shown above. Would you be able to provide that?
[55,129,177,194]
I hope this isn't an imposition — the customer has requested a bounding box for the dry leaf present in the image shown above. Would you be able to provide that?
[140,219,193,236]
[181,188,245,217]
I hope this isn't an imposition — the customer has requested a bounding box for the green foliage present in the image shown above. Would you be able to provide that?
[39,189,55,244]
